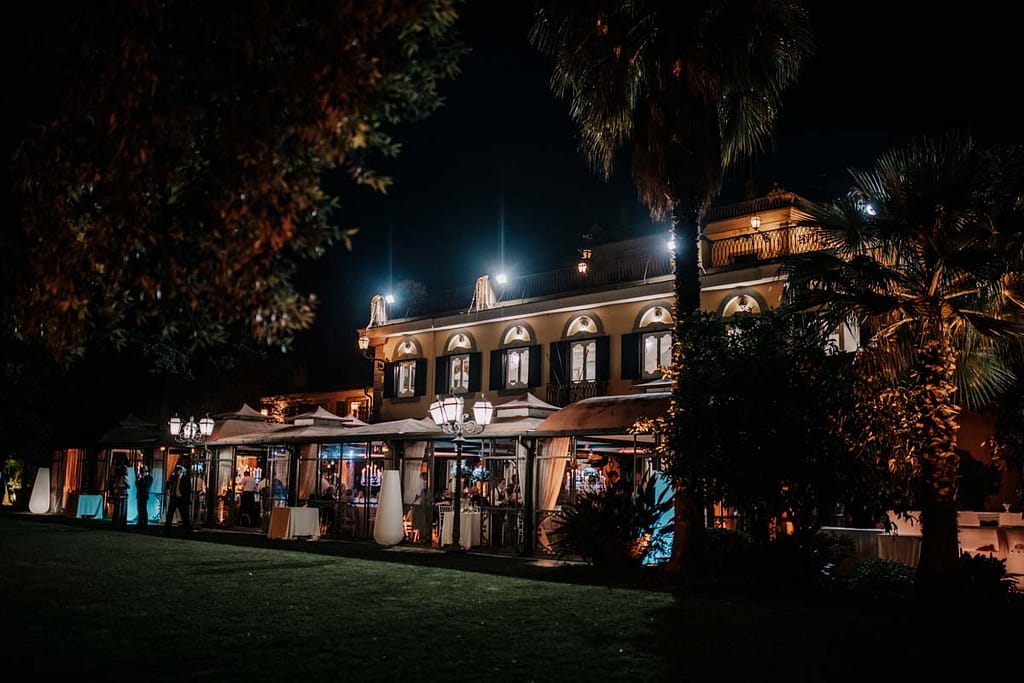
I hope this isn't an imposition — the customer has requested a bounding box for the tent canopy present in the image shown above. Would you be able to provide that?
[97,414,170,448]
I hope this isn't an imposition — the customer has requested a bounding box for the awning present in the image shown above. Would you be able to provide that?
[533,392,671,437]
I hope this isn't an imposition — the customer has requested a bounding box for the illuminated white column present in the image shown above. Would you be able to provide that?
[29,467,51,514]
[373,470,404,546]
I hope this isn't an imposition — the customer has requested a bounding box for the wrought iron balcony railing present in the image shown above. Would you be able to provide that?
[546,380,608,407]
[704,225,823,269]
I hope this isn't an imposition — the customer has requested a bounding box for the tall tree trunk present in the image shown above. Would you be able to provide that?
[666,204,706,579]
[913,338,963,598]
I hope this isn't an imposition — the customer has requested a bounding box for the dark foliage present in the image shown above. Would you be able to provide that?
[548,470,672,573]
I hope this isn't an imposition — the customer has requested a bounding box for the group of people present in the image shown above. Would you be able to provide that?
[108,460,192,533]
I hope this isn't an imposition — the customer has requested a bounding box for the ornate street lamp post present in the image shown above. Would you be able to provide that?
[168,414,215,447]
[168,413,215,529]
[428,394,493,552]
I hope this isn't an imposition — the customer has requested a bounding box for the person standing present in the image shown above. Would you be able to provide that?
[135,464,153,531]
[239,469,258,526]
[111,465,130,529]
[164,463,193,534]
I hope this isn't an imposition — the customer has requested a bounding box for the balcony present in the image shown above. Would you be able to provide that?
[546,380,608,407]
[704,225,823,270]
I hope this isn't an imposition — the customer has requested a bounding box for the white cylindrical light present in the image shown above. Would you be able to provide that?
[373,470,405,546]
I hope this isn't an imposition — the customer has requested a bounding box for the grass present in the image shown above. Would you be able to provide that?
[1,514,1020,681]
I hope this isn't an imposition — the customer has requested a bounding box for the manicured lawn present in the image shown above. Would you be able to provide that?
[1,514,1019,681]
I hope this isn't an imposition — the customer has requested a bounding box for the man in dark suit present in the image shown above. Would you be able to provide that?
[135,464,153,530]
[164,462,193,534]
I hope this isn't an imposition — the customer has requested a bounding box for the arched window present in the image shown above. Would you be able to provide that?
[440,332,479,395]
[446,333,472,353]
[502,325,532,345]
[565,315,601,383]
[491,324,539,391]
[390,338,422,398]
[637,305,673,380]
[721,294,761,317]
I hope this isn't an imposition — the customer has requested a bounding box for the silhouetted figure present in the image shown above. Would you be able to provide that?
[135,465,153,530]
[164,464,193,533]
[111,465,130,529]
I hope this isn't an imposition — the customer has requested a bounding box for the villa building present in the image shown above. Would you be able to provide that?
[44,187,1021,568]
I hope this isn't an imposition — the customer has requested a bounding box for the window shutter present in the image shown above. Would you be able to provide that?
[468,352,482,392]
[434,356,448,395]
[489,350,504,390]
[382,362,397,398]
[414,359,428,397]
[621,333,640,379]
[527,344,542,387]
[549,341,569,383]
[595,335,610,381]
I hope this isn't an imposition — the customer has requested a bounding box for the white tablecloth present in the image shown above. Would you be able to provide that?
[440,511,481,548]
[76,494,105,519]
[877,534,921,567]
[267,507,320,540]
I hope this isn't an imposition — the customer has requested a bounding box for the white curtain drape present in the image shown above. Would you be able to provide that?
[537,437,569,511]
[402,441,427,504]
[297,444,318,502]
[54,449,83,514]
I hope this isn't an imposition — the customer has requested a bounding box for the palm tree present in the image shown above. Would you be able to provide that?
[782,133,1024,596]
[530,0,814,577]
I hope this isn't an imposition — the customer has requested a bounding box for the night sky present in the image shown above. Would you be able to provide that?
[300,0,1022,389]
[4,1,1021,431]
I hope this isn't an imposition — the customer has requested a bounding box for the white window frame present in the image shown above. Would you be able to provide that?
[449,354,471,394]
[505,347,530,389]
[570,339,596,383]
[397,360,417,398]
[642,331,672,379]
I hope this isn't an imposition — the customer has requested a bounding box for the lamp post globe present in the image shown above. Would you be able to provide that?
[427,394,493,552]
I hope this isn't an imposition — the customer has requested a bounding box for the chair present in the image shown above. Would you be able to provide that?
[338,504,357,538]
[479,510,491,546]
[403,516,421,543]
[436,504,453,545]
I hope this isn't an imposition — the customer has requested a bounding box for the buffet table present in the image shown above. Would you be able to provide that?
[267,506,320,540]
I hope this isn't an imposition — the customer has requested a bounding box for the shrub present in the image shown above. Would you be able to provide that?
[956,552,1018,605]
[814,531,858,580]
[851,558,915,597]
[548,470,672,573]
